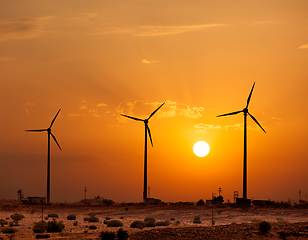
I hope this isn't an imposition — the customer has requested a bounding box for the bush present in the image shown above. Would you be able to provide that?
[117,228,128,240]
[73,221,78,226]
[0,218,8,227]
[35,234,50,239]
[1,227,17,233]
[144,217,155,222]
[33,221,47,233]
[156,220,170,226]
[107,220,123,227]
[259,221,271,235]
[196,199,205,205]
[170,218,175,221]
[46,220,65,233]
[193,216,201,224]
[47,213,58,218]
[88,216,99,222]
[104,220,109,224]
[89,225,97,230]
[100,230,116,240]
[84,217,89,222]
[105,217,111,220]
[130,220,145,229]
[145,220,156,227]
[10,213,25,225]
[67,214,76,220]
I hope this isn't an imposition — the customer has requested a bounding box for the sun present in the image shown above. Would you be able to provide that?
[193,141,210,157]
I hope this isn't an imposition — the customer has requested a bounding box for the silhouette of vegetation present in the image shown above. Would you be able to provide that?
[46,220,65,233]
[145,220,156,227]
[84,217,89,221]
[67,214,76,220]
[33,221,47,233]
[89,225,97,230]
[0,219,8,227]
[258,221,271,235]
[100,230,116,240]
[193,216,201,224]
[107,220,123,227]
[35,234,50,239]
[88,216,99,222]
[1,227,17,234]
[73,221,78,226]
[102,199,115,205]
[156,220,170,226]
[196,199,205,205]
[117,228,129,240]
[10,213,25,225]
[130,220,145,229]
[144,217,155,222]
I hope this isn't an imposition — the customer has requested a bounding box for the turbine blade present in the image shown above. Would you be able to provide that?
[246,82,255,108]
[248,112,266,133]
[120,114,144,121]
[25,129,47,132]
[51,132,62,150]
[148,102,165,120]
[146,125,153,147]
[50,109,61,128]
[217,110,243,117]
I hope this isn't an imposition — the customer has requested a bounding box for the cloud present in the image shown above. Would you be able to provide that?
[25,102,35,106]
[117,100,203,119]
[97,103,107,107]
[0,16,53,42]
[91,23,226,37]
[194,123,222,133]
[0,56,15,64]
[79,104,88,110]
[68,113,81,117]
[137,24,226,37]
[142,59,158,64]
[299,44,308,49]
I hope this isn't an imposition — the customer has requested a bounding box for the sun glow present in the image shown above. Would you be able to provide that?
[193,141,210,157]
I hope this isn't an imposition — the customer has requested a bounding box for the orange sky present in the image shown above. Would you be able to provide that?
[1,0,308,203]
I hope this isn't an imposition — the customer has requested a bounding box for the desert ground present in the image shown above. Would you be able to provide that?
[0,200,308,239]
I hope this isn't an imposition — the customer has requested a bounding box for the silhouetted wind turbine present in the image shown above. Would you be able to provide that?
[217,83,265,200]
[26,109,62,204]
[121,102,165,203]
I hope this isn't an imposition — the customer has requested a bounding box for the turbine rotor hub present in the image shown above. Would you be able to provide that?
[243,108,248,114]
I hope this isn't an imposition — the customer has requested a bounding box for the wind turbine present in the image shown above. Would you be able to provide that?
[121,102,165,202]
[217,83,265,200]
[25,109,62,204]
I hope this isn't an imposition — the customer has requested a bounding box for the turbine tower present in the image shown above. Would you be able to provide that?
[217,83,265,200]
[26,109,62,204]
[121,102,165,202]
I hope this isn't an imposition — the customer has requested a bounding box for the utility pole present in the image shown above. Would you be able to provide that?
[148,187,150,199]
[84,187,87,205]
[299,189,301,203]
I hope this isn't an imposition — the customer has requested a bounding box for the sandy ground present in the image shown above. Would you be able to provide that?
[0,200,308,239]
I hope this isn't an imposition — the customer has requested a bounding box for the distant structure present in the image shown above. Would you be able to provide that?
[25,109,62,204]
[121,102,165,203]
[84,187,87,205]
[217,83,266,206]
[22,197,46,205]
[17,189,24,201]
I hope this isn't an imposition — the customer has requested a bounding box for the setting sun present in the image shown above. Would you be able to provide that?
[193,141,210,157]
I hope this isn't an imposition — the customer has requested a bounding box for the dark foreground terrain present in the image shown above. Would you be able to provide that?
[0,200,308,239]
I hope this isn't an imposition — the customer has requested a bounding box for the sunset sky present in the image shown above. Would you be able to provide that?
[1,0,308,203]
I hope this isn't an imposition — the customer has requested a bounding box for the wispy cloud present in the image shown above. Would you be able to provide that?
[142,59,158,64]
[299,43,308,49]
[137,24,226,37]
[25,102,35,106]
[117,100,204,120]
[91,23,226,37]
[0,16,53,42]
[194,123,222,133]
[97,103,107,107]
